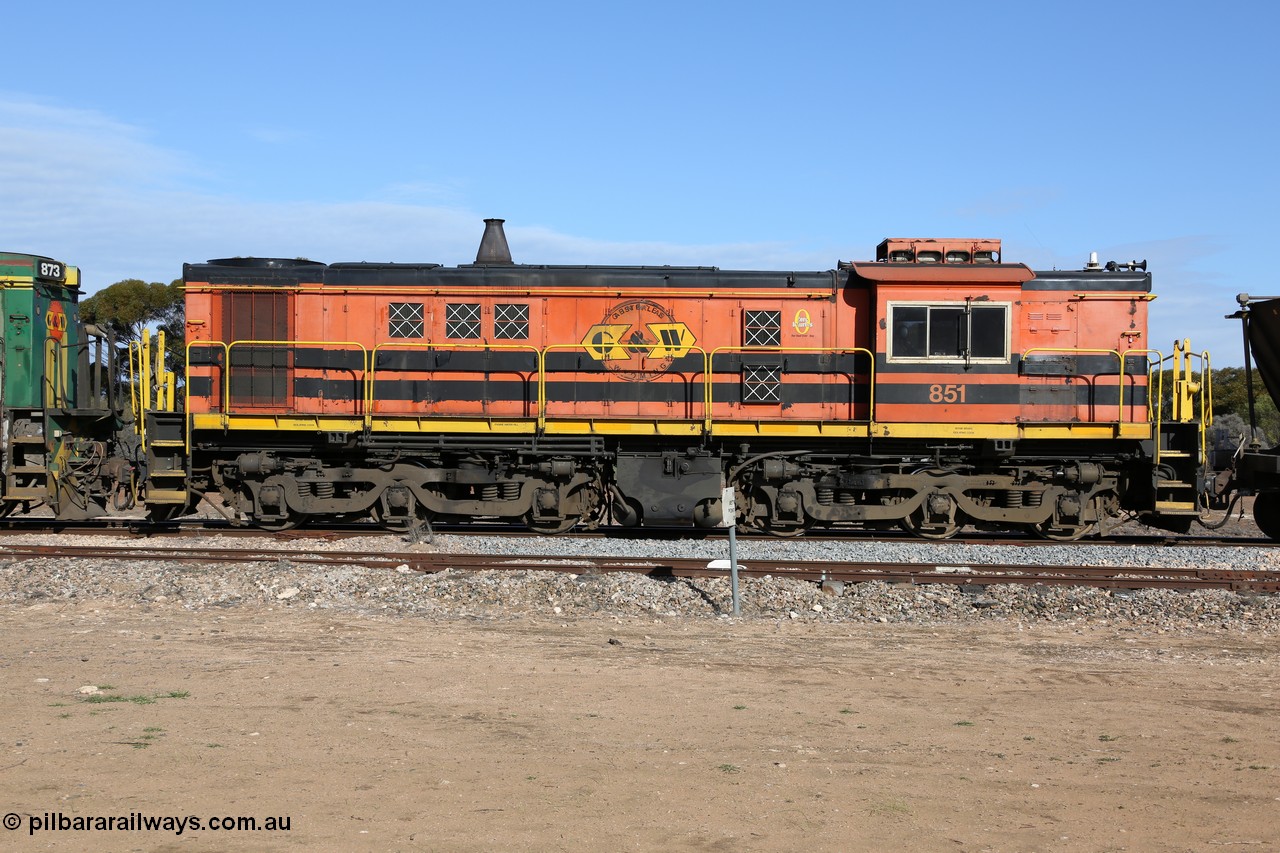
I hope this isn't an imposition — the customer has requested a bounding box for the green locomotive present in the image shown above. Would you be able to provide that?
[0,252,132,519]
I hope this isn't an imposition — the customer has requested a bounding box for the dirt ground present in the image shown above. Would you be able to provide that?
[1,603,1277,852]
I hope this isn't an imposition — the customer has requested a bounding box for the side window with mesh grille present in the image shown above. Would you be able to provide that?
[445,303,481,339]
[388,302,424,339]
[494,303,529,339]
[744,309,781,347]
[742,364,782,404]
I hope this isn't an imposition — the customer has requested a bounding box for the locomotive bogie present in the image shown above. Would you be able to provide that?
[728,449,1126,539]
[204,436,615,533]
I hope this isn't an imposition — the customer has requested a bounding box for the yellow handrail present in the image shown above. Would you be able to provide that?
[223,339,369,418]
[128,340,140,445]
[185,340,230,451]
[537,343,710,430]
[368,341,541,429]
[185,338,1214,445]
[1119,348,1164,440]
[1022,347,1128,424]
[153,329,176,412]
[705,346,875,432]
[191,339,878,434]
[42,339,64,408]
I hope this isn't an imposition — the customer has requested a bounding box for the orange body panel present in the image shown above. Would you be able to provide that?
[182,258,1150,431]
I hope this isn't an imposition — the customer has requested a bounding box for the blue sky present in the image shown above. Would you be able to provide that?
[3,1,1275,363]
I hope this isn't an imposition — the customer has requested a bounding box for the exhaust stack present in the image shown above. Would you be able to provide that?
[475,218,513,265]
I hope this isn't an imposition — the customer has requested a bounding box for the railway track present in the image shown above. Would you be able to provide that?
[0,516,1274,549]
[3,542,1278,594]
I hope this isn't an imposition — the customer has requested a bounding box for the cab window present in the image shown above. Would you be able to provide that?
[889,302,1008,362]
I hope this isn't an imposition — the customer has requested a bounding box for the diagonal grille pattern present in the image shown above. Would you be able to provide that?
[388,302,423,338]
[494,303,529,339]
[744,310,781,347]
[446,302,481,339]
[742,364,782,403]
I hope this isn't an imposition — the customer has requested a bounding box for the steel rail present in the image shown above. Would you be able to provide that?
[1,544,1277,593]
[0,518,1275,548]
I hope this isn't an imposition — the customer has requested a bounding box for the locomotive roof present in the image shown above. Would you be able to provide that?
[183,260,847,290]
[846,262,1034,284]
[185,256,1152,294]
[1022,268,1152,292]
[0,252,77,287]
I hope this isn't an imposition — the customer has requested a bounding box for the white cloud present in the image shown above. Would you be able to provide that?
[0,95,1249,365]
[0,95,814,291]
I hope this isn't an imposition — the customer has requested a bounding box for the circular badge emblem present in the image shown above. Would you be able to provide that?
[600,299,678,382]
[792,308,812,335]
[45,301,67,342]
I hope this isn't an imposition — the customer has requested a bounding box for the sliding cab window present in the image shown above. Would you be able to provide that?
[889,302,1009,362]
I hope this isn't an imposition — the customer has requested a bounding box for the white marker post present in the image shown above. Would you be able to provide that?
[722,486,740,616]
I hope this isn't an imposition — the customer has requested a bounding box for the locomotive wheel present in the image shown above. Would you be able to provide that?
[1030,491,1115,541]
[1029,519,1096,541]
[900,509,961,540]
[899,471,962,540]
[1253,491,1280,540]
[762,520,808,538]
[239,481,305,531]
[255,511,305,532]
[372,503,433,533]
[524,511,582,535]
[525,481,605,535]
[522,504,583,532]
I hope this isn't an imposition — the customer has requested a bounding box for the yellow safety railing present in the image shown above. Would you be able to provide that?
[151,329,176,414]
[1120,348,1165,446]
[223,338,369,413]
[368,341,541,429]
[1021,347,1137,425]
[185,340,230,437]
[705,346,875,432]
[1164,339,1212,466]
[127,329,179,451]
[188,337,1219,445]
[42,338,69,408]
[537,344,710,429]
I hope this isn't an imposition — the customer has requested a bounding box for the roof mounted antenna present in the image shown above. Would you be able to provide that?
[475,218,514,265]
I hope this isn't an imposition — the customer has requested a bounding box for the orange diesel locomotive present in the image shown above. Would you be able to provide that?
[149,220,1208,538]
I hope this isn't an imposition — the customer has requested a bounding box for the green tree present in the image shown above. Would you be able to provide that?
[80,278,185,374]
[1151,366,1279,445]
[1208,366,1280,445]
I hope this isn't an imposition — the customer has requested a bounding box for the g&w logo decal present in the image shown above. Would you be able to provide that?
[580,300,696,382]
[45,301,67,342]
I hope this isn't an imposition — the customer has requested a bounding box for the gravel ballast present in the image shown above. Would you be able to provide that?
[2,527,1279,632]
